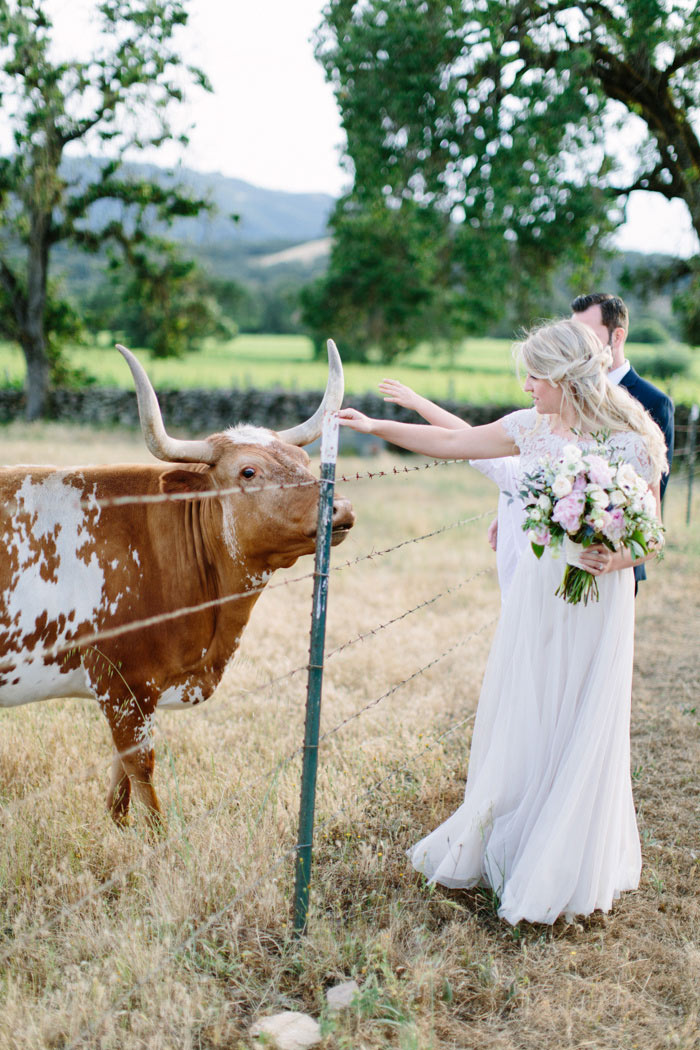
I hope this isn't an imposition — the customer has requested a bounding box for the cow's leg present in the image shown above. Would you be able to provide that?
[116,740,164,833]
[100,697,164,832]
[107,749,132,825]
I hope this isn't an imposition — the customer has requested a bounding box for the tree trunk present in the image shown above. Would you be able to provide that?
[681,180,700,244]
[590,47,700,243]
[23,205,52,420]
[23,336,51,421]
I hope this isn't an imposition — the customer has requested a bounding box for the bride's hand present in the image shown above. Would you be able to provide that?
[577,544,614,576]
[378,379,419,410]
[338,408,375,434]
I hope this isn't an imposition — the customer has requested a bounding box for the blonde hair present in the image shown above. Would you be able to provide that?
[514,319,668,483]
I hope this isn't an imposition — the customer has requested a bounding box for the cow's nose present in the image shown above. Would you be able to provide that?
[331,495,355,539]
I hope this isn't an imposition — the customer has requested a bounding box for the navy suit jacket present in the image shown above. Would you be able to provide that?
[618,366,674,584]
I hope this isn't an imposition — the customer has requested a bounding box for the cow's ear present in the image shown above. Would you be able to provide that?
[160,468,212,494]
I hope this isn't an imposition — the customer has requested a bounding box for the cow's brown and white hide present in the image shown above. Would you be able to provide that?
[0,346,353,828]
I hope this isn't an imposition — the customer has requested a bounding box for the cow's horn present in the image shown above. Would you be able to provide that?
[117,344,217,464]
[277,339,344,446]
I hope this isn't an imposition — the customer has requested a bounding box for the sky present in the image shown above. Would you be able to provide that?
[17,0,700,258]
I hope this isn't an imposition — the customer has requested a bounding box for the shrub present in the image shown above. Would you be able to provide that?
[628,317,671,344]
[630,345,692,380]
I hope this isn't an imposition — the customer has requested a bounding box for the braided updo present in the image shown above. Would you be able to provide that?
[514,318,667,483]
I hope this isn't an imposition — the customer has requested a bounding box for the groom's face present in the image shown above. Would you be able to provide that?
[572,304,611,348]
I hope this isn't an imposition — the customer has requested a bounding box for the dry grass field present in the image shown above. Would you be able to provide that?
[0,423,698,1050]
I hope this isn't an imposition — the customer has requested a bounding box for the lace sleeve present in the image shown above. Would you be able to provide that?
[611,432,656,485]
[500,408,537,453]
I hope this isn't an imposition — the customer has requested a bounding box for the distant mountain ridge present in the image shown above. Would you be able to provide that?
[60,156,336,247]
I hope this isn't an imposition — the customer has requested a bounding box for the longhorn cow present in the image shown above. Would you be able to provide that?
[0,342,354,827]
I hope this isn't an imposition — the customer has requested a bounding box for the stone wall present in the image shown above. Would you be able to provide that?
[0,386,512,432]
[0,386,694,458]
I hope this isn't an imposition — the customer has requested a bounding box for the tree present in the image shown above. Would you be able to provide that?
[0,0,211,418]
[310,0,617,358]
[623,254,700,346]
[88,237,235,358]
[474,0,700,235]
[312,0,700,357]
[302,198,467,361]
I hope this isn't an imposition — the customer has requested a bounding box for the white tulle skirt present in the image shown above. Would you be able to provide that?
[409,546,641,925]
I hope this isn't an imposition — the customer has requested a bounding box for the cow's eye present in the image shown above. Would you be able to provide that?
[240,467,256,479]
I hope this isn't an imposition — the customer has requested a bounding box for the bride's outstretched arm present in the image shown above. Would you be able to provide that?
[337,408,518,459]
[378,379,468,430]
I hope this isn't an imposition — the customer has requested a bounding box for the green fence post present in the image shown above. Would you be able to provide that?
[686,404,698,526]
[293,408,339,936]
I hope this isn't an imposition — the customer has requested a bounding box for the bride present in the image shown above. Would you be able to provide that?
[338,319,667,925]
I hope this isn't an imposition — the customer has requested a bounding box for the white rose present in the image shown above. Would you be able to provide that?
[537,494,552,512]
[566,453,584,472]
[642,491,657,515]
[562,444,583,464]
[552,474,573,498]
[610,489,627,506]
[587,485,608,507]
[615,463,638,492]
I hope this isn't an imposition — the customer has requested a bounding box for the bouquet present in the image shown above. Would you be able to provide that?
[511,440,665,605]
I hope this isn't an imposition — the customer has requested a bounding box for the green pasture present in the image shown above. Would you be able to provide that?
[1,332,698,405]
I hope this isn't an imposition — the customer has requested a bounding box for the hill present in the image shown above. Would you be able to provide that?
[59,156,335,246]
[50,158,335,296]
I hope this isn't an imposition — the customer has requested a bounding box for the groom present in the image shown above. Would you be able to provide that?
[571,293,674,499]
[570,292,674,588]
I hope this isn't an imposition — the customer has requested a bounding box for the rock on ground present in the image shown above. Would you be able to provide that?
[326,980,360,1012]
[250,1010,322,1050]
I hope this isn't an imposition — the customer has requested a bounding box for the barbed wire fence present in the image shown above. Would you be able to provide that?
[2,446,690,821]
[678,404,698,524]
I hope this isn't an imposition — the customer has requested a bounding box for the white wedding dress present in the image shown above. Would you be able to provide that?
[410,409,657,925]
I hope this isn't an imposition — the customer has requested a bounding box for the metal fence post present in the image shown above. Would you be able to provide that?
[686,404,699,526]
[293,409,339,937]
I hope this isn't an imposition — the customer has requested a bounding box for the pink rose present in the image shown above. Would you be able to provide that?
[602,507,626,544]
[552,492,585,533]
[585,454,615,489]
[572,473,587,492]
